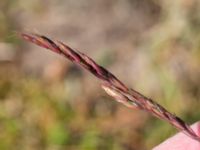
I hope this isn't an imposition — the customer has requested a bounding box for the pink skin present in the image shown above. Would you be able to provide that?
[153,122,200,150]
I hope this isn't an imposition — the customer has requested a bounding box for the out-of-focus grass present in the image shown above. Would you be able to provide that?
[0,74,144,150]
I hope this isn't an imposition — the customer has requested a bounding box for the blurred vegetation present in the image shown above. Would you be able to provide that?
[0,0,200,149]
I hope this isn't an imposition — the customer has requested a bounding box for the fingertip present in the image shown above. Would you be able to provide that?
[153,121,200,150]
[193,121,200,136]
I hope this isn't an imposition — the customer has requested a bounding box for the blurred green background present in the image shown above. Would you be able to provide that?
[0,0,200,149]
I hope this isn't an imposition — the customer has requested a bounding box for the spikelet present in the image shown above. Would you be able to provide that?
[20,32,200,142]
